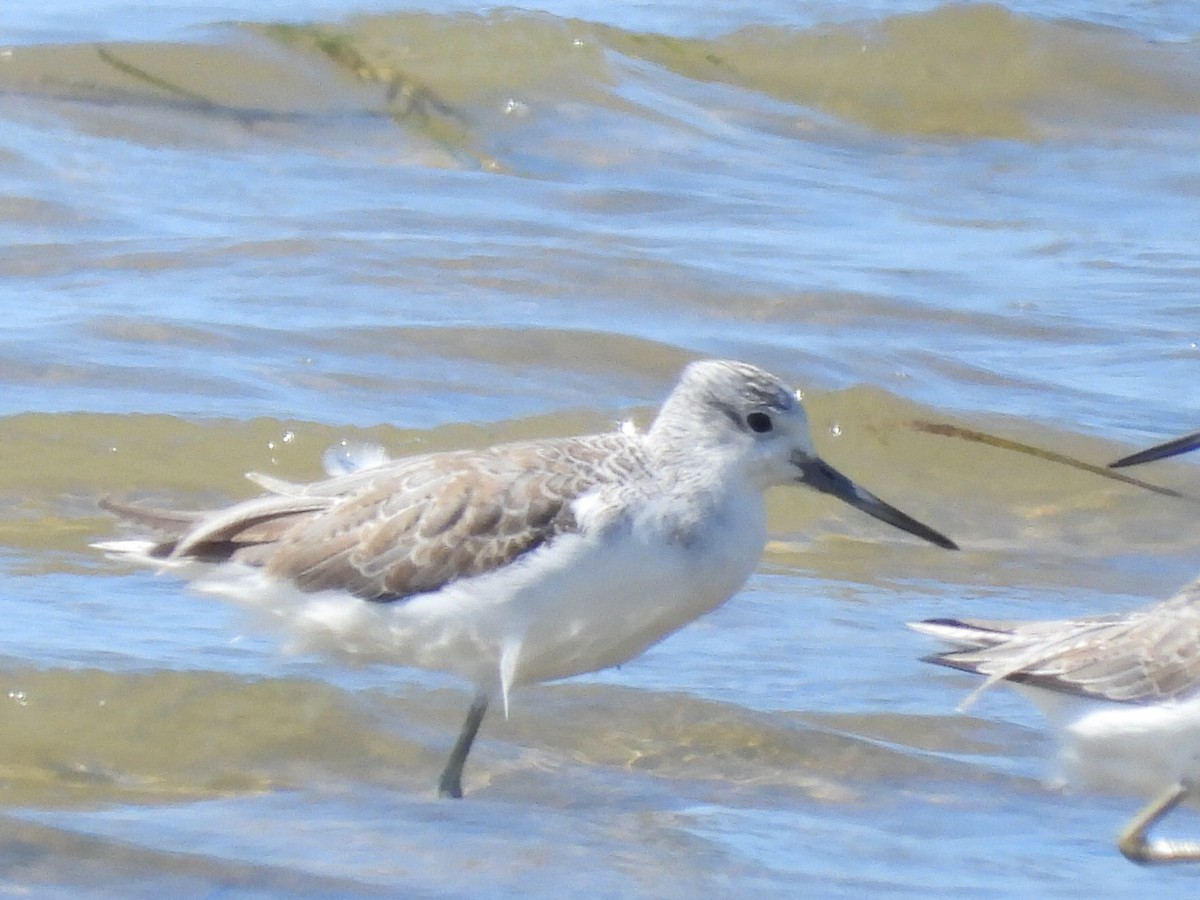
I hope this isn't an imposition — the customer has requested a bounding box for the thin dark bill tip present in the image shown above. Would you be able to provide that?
[1110,431,1200,469]
[869,501,959,551]
[794,456,958,550]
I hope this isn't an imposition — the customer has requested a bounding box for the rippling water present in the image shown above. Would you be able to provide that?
[2,1,1200,896]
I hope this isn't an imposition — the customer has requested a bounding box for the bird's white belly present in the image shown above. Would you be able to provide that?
[1019,686,1200,795]
[198,490,768,707]
[503,516,765,688]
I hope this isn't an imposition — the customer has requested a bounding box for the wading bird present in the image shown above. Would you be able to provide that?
[99,359,956,797]
[914,428,1200,864]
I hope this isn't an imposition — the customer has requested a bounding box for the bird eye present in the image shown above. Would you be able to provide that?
[746,412,773,434]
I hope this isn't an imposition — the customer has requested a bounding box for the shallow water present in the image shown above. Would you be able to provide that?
[2,1,1200,896]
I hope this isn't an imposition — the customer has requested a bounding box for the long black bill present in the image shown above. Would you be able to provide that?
[794,455,958,550]
[1110,431,1200,469]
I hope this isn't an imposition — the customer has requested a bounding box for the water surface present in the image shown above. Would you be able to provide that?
[2,2,1200,896]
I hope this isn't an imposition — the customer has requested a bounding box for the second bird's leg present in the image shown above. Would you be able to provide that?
[437,693,490,799]
[1117,780,1200,864]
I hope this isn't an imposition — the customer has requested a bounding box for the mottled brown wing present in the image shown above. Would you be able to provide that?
[926,581,1200,703]
[255,433,644,601]
[102,432,646,601]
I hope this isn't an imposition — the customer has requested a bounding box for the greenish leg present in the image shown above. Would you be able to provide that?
[1117,780,1200,864]
[437,693,489,799]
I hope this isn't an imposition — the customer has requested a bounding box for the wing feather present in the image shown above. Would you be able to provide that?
[101,432,645,603]
[268,446,593,600]
[917,581,1200,703]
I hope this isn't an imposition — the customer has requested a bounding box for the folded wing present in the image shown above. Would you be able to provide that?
[912,581,1200,703]
[101,433,643,603]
